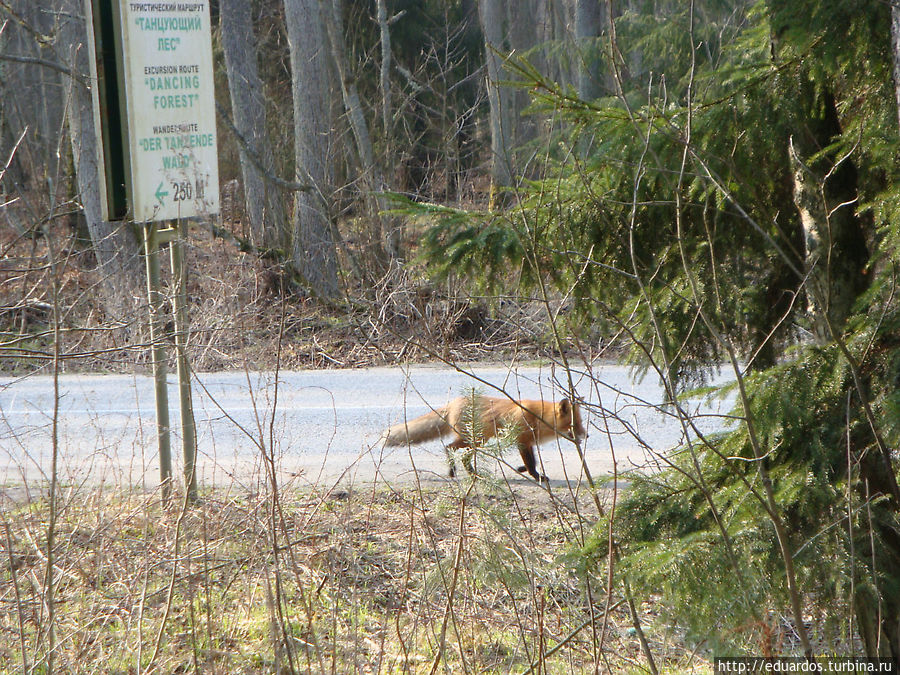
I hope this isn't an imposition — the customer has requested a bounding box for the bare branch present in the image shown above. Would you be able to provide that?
[214,100,314,194]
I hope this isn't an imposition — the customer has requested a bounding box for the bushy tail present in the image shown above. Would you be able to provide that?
[382,408,450,446]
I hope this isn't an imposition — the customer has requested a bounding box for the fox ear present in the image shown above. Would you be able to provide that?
[558,398,571,415]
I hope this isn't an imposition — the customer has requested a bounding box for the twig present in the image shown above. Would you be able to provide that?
[523,600,627,673]
[0,53,84,82]
[214,101,314,194]
[4,522,29,672]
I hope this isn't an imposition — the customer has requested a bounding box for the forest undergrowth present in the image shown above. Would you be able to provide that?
[0,210,602,376]
[1,479,708,674]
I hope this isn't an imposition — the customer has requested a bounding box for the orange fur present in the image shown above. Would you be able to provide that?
[382,395,585,481]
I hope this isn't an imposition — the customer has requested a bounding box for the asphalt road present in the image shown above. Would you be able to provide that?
[0,362,731,492]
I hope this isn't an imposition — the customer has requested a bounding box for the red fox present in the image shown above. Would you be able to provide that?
[382,395,586,482]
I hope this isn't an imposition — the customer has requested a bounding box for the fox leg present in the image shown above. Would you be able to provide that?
[447,438,476,478]
[516,444,548,482]
[446,448,456,477]
[462,446,476,476]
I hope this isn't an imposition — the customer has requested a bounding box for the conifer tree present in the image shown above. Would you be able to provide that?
[415,0,900,656]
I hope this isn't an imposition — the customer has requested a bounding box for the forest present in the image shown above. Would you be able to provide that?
[2,0,900,671]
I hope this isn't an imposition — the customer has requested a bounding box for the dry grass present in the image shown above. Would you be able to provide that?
[0,216,575,376]
[0,480,708,673]
[2,198,671,674]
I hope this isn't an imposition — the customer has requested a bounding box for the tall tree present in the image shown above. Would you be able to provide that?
[505,0,542,153]
[0,2,68,231]
[478,0,514,196]
[376,0,392,140]
[478,0,546,201]
[892,0,900,132]
[787,97,869,343]
[59,0,144,325]
[575,0,606,101]
[283,0,340,300]
[323,0,396,262]
[219,0,286,251]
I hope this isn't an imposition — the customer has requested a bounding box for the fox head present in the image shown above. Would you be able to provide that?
[557,398,586,441]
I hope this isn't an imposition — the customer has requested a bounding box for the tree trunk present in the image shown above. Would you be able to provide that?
[478,0,514,198]
[376,0,391,140]
[0,1,69,230]
[59,0,144,328]
[322,0,397,262]
[219,0,286,251]
[787,90,869,342]
[478,0,547,201]
[575,0,606,101]
[892,0,900,132]
[781,74,896,659]
[283,0,340,300]
[506,0,541,158]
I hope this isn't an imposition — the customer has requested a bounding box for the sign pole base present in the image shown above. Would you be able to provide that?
[143,222,173,503]
[170,219,198,502]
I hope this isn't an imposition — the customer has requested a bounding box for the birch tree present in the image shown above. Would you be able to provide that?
[781,84,869,343]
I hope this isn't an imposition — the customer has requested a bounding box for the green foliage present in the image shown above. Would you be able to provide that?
[414,0,899,376]
[452,387,520,479]
[604,324,900,653]
[408,0,900,657]
[416,1,819,383]
[419,207,527,293]
[459,386,486,447]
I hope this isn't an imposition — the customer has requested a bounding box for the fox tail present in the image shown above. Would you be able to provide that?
[382,408,450,446]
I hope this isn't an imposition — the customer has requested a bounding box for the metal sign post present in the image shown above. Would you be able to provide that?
[142,222,173,500]
[168,219,197,500]
[144,220,197,502]
[84,0,218,502]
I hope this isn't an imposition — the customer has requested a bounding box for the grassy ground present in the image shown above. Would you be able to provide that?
[0,478,708,674]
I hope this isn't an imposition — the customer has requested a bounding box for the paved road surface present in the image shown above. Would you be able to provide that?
[0,363,731,492]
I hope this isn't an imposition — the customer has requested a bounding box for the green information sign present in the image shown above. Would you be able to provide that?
[86,0,219,222]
